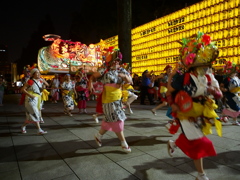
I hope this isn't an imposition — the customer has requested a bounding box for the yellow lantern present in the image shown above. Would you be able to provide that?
[210,6,214,15]
[215,4,220,13]
[218,48,223,57]
[228,48,233,56]
[228,9,234,18]
[222,48,227,57]
[233,47,238,55]
[223,20,228,29]
[219,21,223,29]
[233,37,238,46]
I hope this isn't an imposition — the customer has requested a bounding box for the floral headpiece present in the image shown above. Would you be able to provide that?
[179,32,219,69]
[105,49,123,67]
[223,61,239,76]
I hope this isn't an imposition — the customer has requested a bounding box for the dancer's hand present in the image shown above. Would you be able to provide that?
[171,104,179,113]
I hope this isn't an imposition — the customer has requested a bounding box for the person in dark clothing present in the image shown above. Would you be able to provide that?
[140,70,155,105]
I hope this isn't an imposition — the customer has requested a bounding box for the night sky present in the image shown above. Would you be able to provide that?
[0,0,202,63]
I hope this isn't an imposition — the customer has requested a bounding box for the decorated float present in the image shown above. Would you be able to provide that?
[37,34,111,74]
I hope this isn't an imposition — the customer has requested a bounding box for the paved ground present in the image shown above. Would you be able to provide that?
[0,94,240,180]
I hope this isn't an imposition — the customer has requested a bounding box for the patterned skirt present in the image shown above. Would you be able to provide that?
[102,100,126,122]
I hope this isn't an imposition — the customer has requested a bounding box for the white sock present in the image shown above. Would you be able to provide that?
[121,141,128,147]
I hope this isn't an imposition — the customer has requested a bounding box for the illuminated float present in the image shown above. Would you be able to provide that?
[38,34,110,74]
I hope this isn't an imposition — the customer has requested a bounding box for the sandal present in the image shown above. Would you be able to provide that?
[94,135,102,147]
[167,140,175,157]
[21,126,27,134]
[232,122,240,126]
[122,146,131,153]
[151,109,157,116]
[37,130,47,135]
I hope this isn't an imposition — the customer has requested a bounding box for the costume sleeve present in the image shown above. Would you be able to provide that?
[208,73,220,88]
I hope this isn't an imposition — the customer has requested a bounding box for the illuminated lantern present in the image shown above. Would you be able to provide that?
[233,37,238,46]
[228,9,233,18]
[233,17,237,26]
[234,7,238,17]
[233,47,238,55]
[222,48,227,56]
[233,57,238,64]
[223,29,228,38]
[215,4,220,13]
[228,48,233,56]
[210,6,214,15]
[223,11,228,20]
[204,26,207,33]
[214,22,219,31]
[218,48,223,57]
[224,1,228,9]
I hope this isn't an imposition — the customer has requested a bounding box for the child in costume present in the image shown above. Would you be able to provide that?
[122,82,138,114]
[220,61,240,126]
[166,32,223,180]
[121,63,138,114]
[151,65,172,115]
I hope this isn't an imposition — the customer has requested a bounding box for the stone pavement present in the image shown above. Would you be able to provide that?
[0,94,240,180]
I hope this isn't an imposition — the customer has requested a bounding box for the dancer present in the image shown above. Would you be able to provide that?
[151,65,172,115]
[166,32,223,180]
[60,74,77,116]
[122,82,138,114]
[20,68,49,134]
[220,61,240,126]
[75,71,89,114]
[90,49,132,153]
[92,80,104,123]
[50,73,60,103]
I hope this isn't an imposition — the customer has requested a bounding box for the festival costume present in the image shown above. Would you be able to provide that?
[93,81,104,114]
[99,68,129,132]
[222,76,240,118]
[122,83,138,113]
[24,79,43,123]
[159,73,168,102]
[171,72,222,159]
[50,78,60,102]
[167,32,222,180]
[75,77,89,110]
[61,81,75,112]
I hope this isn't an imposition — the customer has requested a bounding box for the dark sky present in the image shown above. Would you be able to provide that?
[0,0,85,62]
[0,0,202,63]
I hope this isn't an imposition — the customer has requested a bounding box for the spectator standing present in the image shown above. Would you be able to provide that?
[0,76,7,106]
[140,70,155,105]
